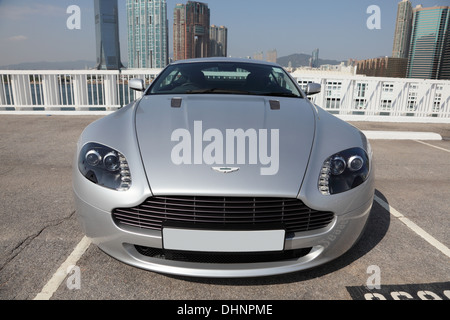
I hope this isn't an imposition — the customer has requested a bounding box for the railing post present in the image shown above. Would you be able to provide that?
[72,74,88,110]
[0,76,7,107]
[103,73,119,110]
[340,78,353,115]
[365,79,379,116]
[392,80,408,116]
[10,74,32,110]
[416,80,431,117]
[42,74,61,110]
[441,82,450,117]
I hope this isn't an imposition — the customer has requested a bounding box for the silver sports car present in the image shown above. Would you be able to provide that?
[73,58,374,277]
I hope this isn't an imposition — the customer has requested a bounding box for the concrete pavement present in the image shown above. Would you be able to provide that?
[0,114,448,300]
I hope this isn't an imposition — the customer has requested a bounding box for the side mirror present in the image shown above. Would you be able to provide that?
[305,83,321,96]
[129,78,145,92]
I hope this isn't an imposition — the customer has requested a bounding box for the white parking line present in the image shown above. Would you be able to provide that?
[33,236,91,300]
[374,195,450,259]
[363,131,442,140]
[414,140,450,153]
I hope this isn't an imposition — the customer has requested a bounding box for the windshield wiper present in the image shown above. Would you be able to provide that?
[264,92,300,98]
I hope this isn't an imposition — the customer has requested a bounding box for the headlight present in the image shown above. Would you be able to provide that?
[78,143,131,191]
[318,147,369,195]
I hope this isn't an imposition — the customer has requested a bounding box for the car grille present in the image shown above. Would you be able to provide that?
[112,196,334,234]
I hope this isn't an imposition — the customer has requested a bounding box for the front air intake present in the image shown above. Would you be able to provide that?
[112,196,334,233]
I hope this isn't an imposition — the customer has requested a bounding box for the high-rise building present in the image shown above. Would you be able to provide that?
[173,3,186,61]
[94,0,123,70]
[210,25,228,57]
[127,0,169,68]
[173,2,210,61]
[392,0,413,59]
[310,48,319,68]
[253,51,264,60]
[266,49,277,63]
[407,5,450,79]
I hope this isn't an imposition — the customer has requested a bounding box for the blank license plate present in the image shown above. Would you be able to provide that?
[163,228,285,252]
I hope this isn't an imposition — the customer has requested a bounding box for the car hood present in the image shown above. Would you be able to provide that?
[135,94,316,197]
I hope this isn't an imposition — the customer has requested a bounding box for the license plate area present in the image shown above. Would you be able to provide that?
[162,228,285,253]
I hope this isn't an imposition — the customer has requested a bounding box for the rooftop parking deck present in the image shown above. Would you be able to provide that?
[0,114,449,300]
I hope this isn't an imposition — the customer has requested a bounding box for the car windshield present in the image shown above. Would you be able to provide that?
[147,61,302,98]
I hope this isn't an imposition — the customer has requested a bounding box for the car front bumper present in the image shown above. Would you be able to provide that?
[73,185,373,278]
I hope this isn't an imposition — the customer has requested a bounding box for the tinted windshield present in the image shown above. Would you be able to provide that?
[147,61,302,98]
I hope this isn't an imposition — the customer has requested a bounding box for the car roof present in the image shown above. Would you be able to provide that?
[169,57,281,68]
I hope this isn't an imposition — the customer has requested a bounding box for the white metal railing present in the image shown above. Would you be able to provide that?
[1,69,449,120]
[294,73,450,120]
[0,69,161,111]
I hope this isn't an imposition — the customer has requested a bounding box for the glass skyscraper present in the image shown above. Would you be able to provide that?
[94,0,123,70]
[310,48,319,68]
[407,5,450,79]
[127,0,169,68]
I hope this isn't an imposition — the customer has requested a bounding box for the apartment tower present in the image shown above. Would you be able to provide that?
[173,1,210,61]
[210,25,228,57]
[392,0,413,59]
[266,49,277,63]
[127,0,169,68]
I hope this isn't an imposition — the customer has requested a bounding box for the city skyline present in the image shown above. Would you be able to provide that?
[1,0,450,67]
[355,0,449,80]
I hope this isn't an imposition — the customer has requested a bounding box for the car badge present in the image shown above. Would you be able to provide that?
[212,167,240,174]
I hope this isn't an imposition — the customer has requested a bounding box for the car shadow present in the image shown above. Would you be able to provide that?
[169,189,391,286]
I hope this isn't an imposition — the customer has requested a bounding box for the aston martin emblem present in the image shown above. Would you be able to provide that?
[212,167,240,174]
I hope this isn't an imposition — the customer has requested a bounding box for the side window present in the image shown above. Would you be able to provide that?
[272,69,287,89]
[153,69,182,92]
[161,69,179,86]
[267,73,277,87]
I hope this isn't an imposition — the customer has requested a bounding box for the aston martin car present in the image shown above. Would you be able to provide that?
[73,58,374,277]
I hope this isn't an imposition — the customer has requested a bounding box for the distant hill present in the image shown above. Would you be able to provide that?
[277,53,344,68]
[0,55,343,70]
[0,60,97,70]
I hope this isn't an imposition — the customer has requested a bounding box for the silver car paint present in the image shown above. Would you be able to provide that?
[135,94,315,197]
[73,58,375,277]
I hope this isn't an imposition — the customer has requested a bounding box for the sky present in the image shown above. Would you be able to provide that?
[0,0,449,66]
